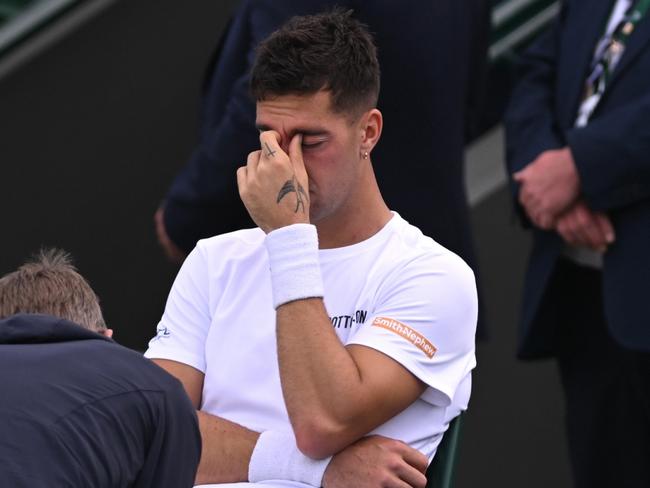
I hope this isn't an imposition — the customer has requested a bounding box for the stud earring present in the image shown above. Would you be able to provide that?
[362,151,369,159]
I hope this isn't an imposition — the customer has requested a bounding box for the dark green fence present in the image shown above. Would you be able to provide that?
[0,0,81,56]
[490,0,559,60]
[0,0,36,24]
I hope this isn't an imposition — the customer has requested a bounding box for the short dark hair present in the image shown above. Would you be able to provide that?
[0,248,107,332]
[251,8,380,117]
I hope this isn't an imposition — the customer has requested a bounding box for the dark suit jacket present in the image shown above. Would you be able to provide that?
[164,1,488,257]
[505,0,650,357]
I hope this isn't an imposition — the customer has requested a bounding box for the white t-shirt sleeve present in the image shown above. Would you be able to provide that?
[144,243,212,373]
[345,251,478,407]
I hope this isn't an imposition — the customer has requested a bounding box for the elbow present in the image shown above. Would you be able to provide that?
[293,417,350,459]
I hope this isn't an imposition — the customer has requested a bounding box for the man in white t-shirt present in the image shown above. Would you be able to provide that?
[146,9,478,488]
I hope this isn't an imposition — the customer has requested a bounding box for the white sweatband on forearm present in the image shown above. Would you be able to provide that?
[248,430,332,486]
[265,224,324,309]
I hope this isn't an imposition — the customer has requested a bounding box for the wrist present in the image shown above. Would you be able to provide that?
[249,430,332,486]
[265,224,324,309]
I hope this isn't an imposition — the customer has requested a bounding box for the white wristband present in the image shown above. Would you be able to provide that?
[249,430,332,486]
[265,224,324,309]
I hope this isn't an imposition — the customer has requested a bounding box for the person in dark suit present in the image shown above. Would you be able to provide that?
[505,0,650,486]
[155,2,489,337]
[0,249,201,487]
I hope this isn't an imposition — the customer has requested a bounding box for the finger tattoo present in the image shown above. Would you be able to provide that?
[277,176,308,213]
[264,142,277,158]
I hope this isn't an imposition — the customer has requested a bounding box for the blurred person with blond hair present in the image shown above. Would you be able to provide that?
[0,248,201,487]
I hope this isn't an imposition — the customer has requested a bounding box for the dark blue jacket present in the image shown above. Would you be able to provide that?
[0,313,201,487]
[505,0,650,356]
[163,0,489,304]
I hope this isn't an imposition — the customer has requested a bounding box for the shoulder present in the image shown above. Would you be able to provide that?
[181,228,267,277]
[75,340,187,397]
[377,216,478,326]
[171,227,268,300]
[387,215,476,287]
[74,343,197,430]
[196,227,266,261]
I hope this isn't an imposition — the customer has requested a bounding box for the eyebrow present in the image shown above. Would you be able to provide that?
[255,124,330,137]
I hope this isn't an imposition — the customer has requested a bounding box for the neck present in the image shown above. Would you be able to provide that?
[315,163,392,249]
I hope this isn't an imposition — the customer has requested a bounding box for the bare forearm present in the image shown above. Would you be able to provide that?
[277,299,379,456]
[149,360,259,483]
[194,411,259,485]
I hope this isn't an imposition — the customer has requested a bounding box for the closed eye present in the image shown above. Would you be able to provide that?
[302,136,328,149]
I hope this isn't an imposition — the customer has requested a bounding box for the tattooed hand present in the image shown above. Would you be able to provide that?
[237,130,310,233]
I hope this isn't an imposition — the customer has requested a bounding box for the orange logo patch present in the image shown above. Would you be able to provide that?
[372,317,437,358]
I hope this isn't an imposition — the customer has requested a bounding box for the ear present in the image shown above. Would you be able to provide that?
[103,328,114,339]
[359,108,383,157]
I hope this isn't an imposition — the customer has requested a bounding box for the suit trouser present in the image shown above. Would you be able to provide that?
[549,259,650,488]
